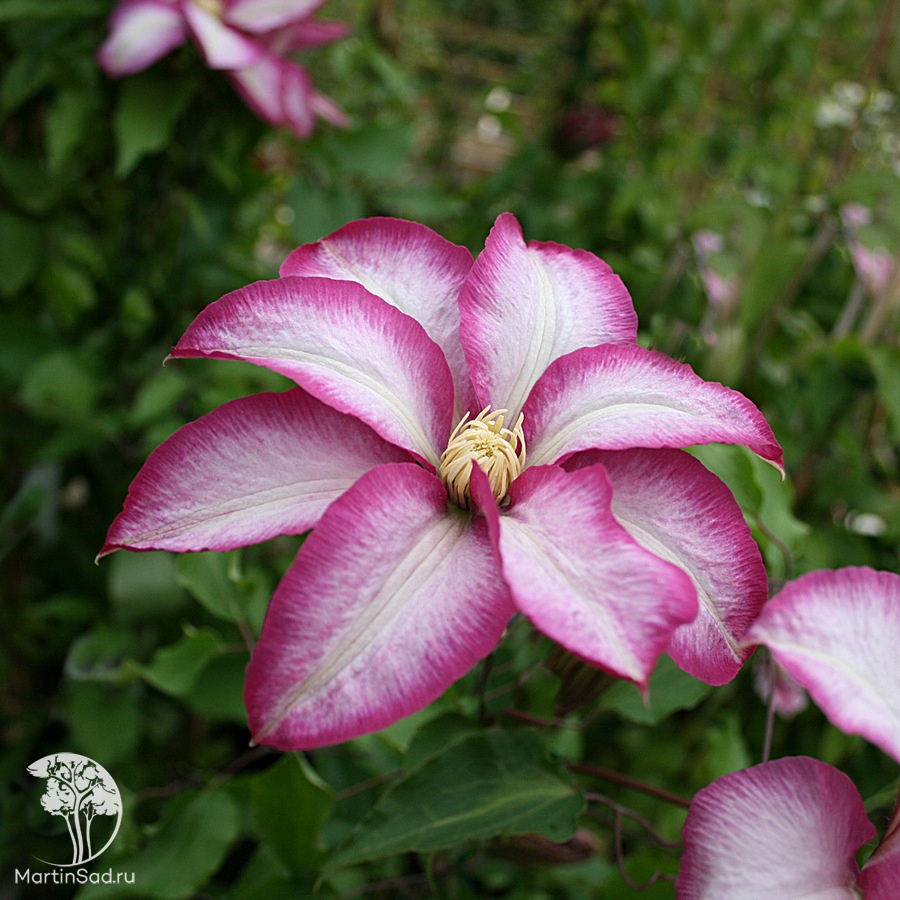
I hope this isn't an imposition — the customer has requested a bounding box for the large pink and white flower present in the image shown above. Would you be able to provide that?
[97,0,348,138]
[101,213,782,749]
[677,756,900,899]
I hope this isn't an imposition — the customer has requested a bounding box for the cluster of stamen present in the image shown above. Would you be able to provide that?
[194,0,224,16]
[439,406,526,509]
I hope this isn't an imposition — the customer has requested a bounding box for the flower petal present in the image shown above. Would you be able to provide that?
[98,389,411,557]
[523,343,783,470]
[170,276,454,466]
[858,791,900,899]
[97,0,188,76]
[281,218,476,417]
[308,89,349,128]
[277,18,351,52]
[225,0,324,33]
[245,463,515,749]
[459,213,636,420]
[229,53,319,138]
[494,464,697,686]
[746,567,900,763]
[566,448,767,685]
[183,2,262,69]
[677,757,874,899]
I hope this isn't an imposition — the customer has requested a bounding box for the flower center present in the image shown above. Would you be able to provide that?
[193,0,224,16]
[439,406,526,509]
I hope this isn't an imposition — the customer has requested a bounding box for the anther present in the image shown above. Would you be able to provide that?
[438,406,526,509]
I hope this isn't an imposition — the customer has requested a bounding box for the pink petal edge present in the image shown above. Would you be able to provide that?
[245,463,514,749]
[566,448,767,685]
[523,343,784,471]
[169,276,455,467]
[98,389,411,558]
[746,567,900,763]
[459,212,637,421]
[495,463,698,686]
[97,0,188,76]
[281,217,475,416]
[677,756,875,899]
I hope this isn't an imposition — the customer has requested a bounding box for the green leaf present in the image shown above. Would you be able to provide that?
[701,712,752,782]
[183,651,250,724]
[326,729,583,873]
[2,51,54,112]
[107,551,189,622]
[177,551,246,623]
[65,682,142,765]
[128,370,187,428]
[176,551,269,634]
[288,180,365,244]
[868,345,900,441]
[0,211,41,297]
[252,754,334,873]
[402,712,481,773]
[328,122,413,182]
[113,75,193,177]
[46,88,96,171]
[64,624,141,683]
[0,0,105,19]
[602,654,712,725]
[138,627,222,697]
[43,263,97,326]
[76,789,240,899]
[19,350,100,420]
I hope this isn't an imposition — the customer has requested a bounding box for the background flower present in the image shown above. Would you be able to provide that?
[98,0,348,138]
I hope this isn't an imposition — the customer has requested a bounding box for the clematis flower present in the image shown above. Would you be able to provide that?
[840,204,898,299]
[677,756,900,899]
[100,213,782,749]
[745,567,900,762]
[97,0,348,139]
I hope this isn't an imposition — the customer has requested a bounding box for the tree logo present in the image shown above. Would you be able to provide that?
[27,753,123,867]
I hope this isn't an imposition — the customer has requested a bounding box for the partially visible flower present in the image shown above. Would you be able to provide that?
[692,230,740,316]
[677,756,900,899]
[752,652,808,719]
[746,567,900,762]
[101,213,782,749]
[97,0,348,139]
[840,203,898,298]
[552,103,620,159]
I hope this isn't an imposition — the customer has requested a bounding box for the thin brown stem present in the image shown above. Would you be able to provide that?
[585,792,679,890]
[567,761,691,809]
[762,649,777,765]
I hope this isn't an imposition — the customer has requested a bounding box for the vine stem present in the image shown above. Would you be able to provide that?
[584,791,679,890]
[566,761,691,809]
[762,649,777,765]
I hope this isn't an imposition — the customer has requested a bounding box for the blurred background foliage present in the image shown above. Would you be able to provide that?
[1,0,898,896]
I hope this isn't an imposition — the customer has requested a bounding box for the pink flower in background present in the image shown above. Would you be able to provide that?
[98,0,348,138]
[677,756,900,899]
[100,213,782,749]
[841,203,898,298]
[692,230,740,316]
[752,653,808,719]
[681,567,900,896]
[746,567,900,762]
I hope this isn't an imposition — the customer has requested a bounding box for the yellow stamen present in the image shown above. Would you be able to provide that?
[193,0,224,16]
[439,406,526,509]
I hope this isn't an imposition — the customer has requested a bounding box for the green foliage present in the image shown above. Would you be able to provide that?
[3,0,898,896]
[326,728,584,873]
